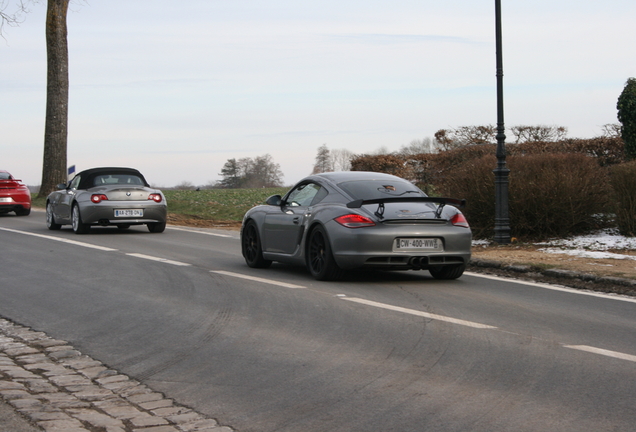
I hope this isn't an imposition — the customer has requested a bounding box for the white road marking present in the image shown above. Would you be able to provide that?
[563,345,636,363]
[126,253,191,266]
[341,297,497,329]
[0,226,117,251]
[168,226,235,238]
[210,270,306,289]
[465,271,636,304]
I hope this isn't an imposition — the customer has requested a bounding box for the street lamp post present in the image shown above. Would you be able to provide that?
[493,0,511,244]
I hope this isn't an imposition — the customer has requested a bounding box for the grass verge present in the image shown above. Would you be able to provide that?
[32,188,288,223]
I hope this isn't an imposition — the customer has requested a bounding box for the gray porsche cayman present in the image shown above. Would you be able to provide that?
[46,167,167,234]
[241,171,471,281]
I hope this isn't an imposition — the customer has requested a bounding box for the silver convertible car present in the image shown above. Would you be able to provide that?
[46,167,167,234]
[241,171,471,281]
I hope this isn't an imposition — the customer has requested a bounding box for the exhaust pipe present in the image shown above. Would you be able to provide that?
[409,257,422,270]
[409,256,428,270]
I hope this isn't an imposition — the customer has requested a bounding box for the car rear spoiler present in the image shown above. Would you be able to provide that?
[347,197,466,220]
[346,197,466,209]
[0,180,22,189]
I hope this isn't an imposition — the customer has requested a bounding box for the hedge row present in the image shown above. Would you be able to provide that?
[610,160,636,236]
[350,137,634,239]
[438,153,613,239]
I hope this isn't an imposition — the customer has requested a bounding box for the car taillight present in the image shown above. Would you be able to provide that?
[450,213,470,228]
[148,193,163,203]
[334,214,376,228]
[91,194,108,203]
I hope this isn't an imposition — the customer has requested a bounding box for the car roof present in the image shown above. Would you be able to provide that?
[73,167,149,189]
[311,171,406,183]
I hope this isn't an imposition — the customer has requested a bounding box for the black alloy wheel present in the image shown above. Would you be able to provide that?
[242,221,272,268]
[307,226,344,281]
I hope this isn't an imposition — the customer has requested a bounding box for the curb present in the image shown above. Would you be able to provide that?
[468,258,636,294]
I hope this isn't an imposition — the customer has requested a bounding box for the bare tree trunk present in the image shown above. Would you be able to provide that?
[38,0,70,197]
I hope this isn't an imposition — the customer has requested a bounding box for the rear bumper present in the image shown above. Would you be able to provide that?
[0,196,31,213]
[80,204,167,225]
[325,220,472,270]
[0,204,31,213]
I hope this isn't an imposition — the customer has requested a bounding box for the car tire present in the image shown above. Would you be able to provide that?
[307,225,344,281]
[147,221,166,233]
[241,220,272,268]
[429,264,466,280]
[71,204,90,234]
[15,207,30,216]
[46,202,61,230]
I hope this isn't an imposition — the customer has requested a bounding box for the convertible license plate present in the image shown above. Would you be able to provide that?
[393,238,443,251]
[114,209,143,217]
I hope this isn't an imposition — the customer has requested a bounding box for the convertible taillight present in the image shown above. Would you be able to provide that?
[450,213,470,228]
[335,214,376,228]
[91,194,108,203]
[148,193,163,203]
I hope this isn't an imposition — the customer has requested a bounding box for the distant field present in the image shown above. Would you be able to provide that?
[163,188,288,222]
[31,187,289,223]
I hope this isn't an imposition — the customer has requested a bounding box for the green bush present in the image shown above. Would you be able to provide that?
[609,161,636,236]
[438,153,612,240]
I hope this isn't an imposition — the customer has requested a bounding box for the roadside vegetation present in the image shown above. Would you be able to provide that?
[31,188,289,224]
[163,187,288,222]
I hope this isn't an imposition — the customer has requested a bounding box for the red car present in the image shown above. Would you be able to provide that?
[0,170,32,216]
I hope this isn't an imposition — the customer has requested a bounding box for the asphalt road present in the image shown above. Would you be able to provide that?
[1,211,636,432]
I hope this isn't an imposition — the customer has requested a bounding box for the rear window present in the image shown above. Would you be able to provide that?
[93,174,144,186]
[337,180,426,200]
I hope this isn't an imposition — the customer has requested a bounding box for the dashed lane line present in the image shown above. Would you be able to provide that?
[341,297,498,329]
[563,345,636,363]
[168,226,235,238]
[210,270,306,289]
[0,227,117,252]
[126,253,192,267]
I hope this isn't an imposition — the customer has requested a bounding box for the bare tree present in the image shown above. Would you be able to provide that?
[312,144,333,174]
[398,138,436,156]
[39,0,70,197]
[331,148,353,171]
[219,154,284,188]
[509,125,568,143]
[601,123,622,138]
[0,0,28,33]
[434,126,496,150]
[249,154,284,187]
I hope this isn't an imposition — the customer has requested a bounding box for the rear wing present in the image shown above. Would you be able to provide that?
[0,179,23,189]
[346,197,466,209]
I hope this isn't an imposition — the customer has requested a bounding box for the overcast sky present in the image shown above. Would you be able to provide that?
[2,0,635,187]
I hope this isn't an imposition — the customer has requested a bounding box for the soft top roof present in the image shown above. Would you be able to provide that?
[72,167,150,189]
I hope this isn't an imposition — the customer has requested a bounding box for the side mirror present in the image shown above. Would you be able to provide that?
[265,195,282,206]
[56,183,67,190]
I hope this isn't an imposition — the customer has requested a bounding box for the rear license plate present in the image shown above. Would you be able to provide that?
[114,209,143,217]
[393,238,443,252]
